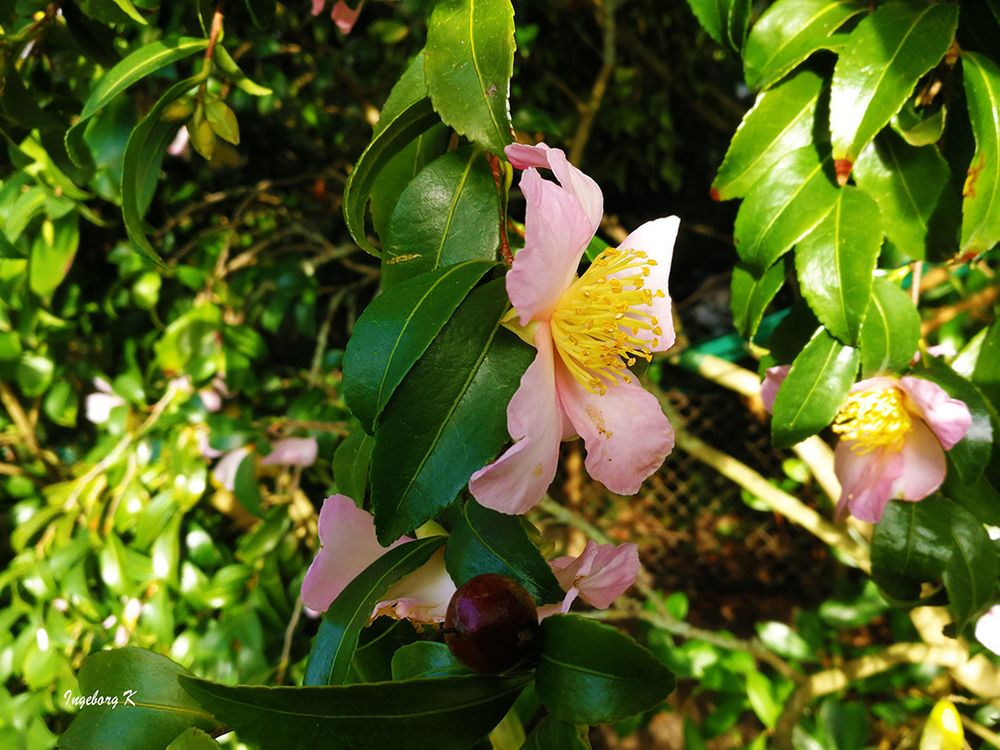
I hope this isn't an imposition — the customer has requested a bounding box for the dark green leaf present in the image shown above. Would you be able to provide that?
[333,429,375,503]
[342,259,495,432]
[384,147,500,288]
[891,98,946,147]
[858,278,919,377]
[731,260,787,339]
[424,0,515,156]
[390,642,472,680]
[830,2,959,172]
[771,328,859,448]
[685,0,751,51]
[872,498,952,589]
[742,0,864,91]
[795,186,881,344]
[733,145,840,274]
[370,279,533,545]
[972,322,1000,412]
[854,131,960,261]
[445,500,564,604]
[942,468,1000,527]
[304,537,446,686]
[960,52,1000,254]
[60,648,222,750]
[165,728,220,750]
[713,69,825,200]
[520,715,591,750]
[180,672,530,750]
[535,615,674,725]
[767,302,820,363]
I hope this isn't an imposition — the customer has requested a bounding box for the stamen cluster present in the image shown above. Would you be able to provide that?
[832,387,912,454]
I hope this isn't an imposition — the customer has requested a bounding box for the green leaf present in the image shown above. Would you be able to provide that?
[733,145,839,274]
[916,358,995,485]
[165,728,220,750]
[858,277,919,377]
[370,279,533,545]
[829,1,959,173]
[891,98,946,147]
[343,97,441,256]
[742,0,864,91]
[959,51,1000,254]
[333,429,374,503]
[233,453,262,517]
[29,214,79,301]
[342,259,495,432]
[205,100,239,145]
[44,379,78,427]
[384,147,500,288]
[180,672,530,750]
[712,69,825,200]
[942,469,1000,527]
[745,671,780,729]
[17,353,54,398]
[390,642,472,680]
[535,615,674,725]
[445,500,564,604]
[755,621,815,661]
[111,0,147,24]
[972,322,1000,412]
[854,131,960,261]
[685,0,751,51]
[424,0,515,156]
[304,537,446,686]
[520,715,591,750]
[213,46,272,96]
[795,186,881,344]
[771,328,859,448]
[60,648,222,750]
[66,37,209,166]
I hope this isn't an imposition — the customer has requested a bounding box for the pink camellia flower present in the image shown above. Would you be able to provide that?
[538,540,640,619]
[210,445,253,491]
[261,436,318,468]
[312,0,364,34]
[761,369,972,523]
[301,494,456,623]
[469,143,678,515]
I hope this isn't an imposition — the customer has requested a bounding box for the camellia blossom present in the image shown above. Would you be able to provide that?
[209,437,318,491]
[261,436,319,467]
[761,368,972,523]
[538,540,640,619]
[301,494,456,623]
[311,0,365,34]
[469,143,678,515]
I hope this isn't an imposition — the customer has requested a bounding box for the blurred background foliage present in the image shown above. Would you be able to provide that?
[0,0,997,748]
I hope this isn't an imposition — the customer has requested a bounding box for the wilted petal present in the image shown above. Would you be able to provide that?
[331,0,363,34]
[507,169,594,325]
[760,365,791,414]
[555,361,673,495]
[261,436,319,467]
[301,495,410,613]
[833,442,903,522]
[975,605,1000,655]
[376,547,456,624]
[469,328,563,514]
[892,418,947,501]
[549,541,640,610]
[211,446,253,492]
[504,143,603,233]
[613,217,680,353]
[899,376,972,450]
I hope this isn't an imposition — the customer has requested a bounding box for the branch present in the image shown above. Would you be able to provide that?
[569,0,620,166]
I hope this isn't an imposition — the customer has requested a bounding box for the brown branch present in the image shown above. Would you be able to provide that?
[569,0,620,166]
[920,284,999,336]
[204,3,225,63]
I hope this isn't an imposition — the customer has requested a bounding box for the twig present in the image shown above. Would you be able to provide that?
[275,596,304,685]
[204,3,225,64]
[911,261,922,306]
[0,381,46,467]
[538,496,611,544]
[961,714,1000,748]
[569,0,620,166]
[920,284,999,336]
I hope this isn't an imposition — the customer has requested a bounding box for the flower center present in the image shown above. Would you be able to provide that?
[549,247,663,394]
[832,387,912,454]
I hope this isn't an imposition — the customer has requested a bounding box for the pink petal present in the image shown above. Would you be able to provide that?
[549,541,639,610]
[311,0,325,14]
[211,446,253,492]
[331,0,363,34]
[167,126,190,157]
[833,441,903,522]
[975,605,1000,655]
[300,495,410,613]
[507,169,594,325]
[891,418,947,501]
[197,385,222,413]
[504,143,603,233]
[469,326,564,514]
[555,359,674,495]
[197,429,224,460]
[261,437,319,467]
[537,587,580,621]
[375,548,456,624]
[613,217,680,353]
[899,376,972,450]
[760,365,791,414]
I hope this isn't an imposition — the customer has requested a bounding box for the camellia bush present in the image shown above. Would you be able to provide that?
[0,0,998,748]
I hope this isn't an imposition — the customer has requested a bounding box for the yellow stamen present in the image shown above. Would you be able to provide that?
[832,387,912,454]
[549,247,661,394]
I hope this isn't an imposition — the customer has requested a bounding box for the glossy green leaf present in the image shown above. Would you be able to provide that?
[959,52,1000,254]
[390,642,471,680]
[854,131,960,261]
[858,278,919,377]
[60,648,222,750]
[891,98,946,147]
[685,0,751,51]
[742,0,864,91]
[734,145,839,274]
[370,279,533,544]
[180,672,530,750]
[755,621,815,661]
[29,214,79,300]
[165,728,219,750]
[972,322,1000,412]
[745,671,780,728]
[713,69,824,200]
[344,97,441,256]
[332,429,374,503]
[342,259,495,432]
[830,1,958,171]
[520,715,591,750]
[384,147,500,288]
[730,260,786,339]
[66,37,209,166]
[535,615,674,725]
[111,0,147,24]
[445,500,564,604]
[942,469,1000,527]
[771,328,859,448]
[304,537,446,686]
[795,187,881,344]
[424,0,515,156]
